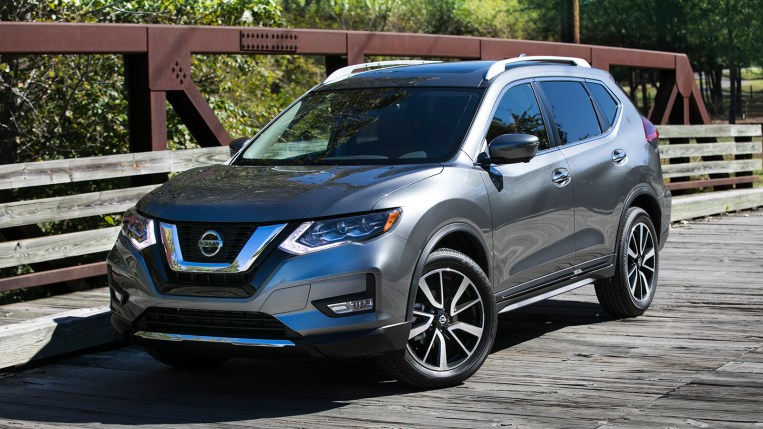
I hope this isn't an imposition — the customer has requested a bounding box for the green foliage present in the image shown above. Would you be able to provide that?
[281,0,530,37]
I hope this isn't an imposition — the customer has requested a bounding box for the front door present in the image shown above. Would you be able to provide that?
[481,83,576,296]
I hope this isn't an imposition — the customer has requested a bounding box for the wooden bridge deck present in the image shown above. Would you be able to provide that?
[0,211,761,428]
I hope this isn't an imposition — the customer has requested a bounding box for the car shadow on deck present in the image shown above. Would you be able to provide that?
[493,298,613,352]
[0,298,611,426]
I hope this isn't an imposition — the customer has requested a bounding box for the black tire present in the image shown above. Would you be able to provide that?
[595,207,659,317]
[145,347,229,369]
[377,248,497,388]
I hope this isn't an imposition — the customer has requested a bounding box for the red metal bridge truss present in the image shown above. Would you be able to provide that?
[0,22,709,154]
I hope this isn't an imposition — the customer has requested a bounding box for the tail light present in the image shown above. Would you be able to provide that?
[642,117,659,149]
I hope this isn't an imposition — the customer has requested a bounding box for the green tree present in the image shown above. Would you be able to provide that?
[282,0,529,37]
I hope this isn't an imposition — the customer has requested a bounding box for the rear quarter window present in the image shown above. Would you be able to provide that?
[588,82,619,128]
[539,81,602,145]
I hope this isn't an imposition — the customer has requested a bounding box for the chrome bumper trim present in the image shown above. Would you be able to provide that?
[133,331,295,348]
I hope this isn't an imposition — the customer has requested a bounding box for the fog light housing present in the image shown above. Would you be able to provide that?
[327,298,374,315]
[312,274,376,318]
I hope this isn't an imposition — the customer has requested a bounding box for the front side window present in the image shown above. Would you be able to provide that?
[539,81,602,145]
[486,83,549,150]
[237,88,482,165]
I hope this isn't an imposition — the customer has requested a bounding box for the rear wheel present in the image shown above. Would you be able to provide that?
[377,248,497,388]
[595,207,658,317]
[145,347,229,369]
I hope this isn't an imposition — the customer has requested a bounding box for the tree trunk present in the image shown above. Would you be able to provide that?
[0,54,19,166]
[729,63,737,124]
[560,0,580,43]
[713,66,724,116]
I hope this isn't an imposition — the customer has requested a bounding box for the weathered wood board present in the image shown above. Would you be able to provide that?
[0,226,119,269]
[0,211,760,428]
[672,188,763,221]
[0,146,229,190]
[0,185,159,229]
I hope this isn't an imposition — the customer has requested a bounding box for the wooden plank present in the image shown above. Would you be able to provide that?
[658,141,761,159]
[0,151,170,190]
[666,176,759,191]
[0,227,119,269]
[0,147,228,191]
[657,124,762,139]
[0,262,107,293]
[0,289,110,327]
[0,185,158,229]
[662,159,762,178]
[671,188,763,221]
[169,146,229,172]
[0,306,115,369]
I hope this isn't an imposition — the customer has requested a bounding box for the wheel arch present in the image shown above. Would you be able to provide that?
[620,187,662,244]
[405,223,491,320]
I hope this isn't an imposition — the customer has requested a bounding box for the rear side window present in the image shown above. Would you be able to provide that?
[588,82,619,127]
[487,83,549,150]
[539,81,601,145]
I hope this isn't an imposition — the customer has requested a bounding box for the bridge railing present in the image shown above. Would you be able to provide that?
[0,146,229,293]
[659,124,763,221]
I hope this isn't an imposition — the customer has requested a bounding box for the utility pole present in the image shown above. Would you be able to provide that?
[561,0,580,44]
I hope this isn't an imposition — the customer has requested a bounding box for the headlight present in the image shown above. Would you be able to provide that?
[121,207,156,250]
[279,209,402,255]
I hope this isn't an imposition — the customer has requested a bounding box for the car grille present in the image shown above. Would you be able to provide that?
[176,223,258,263]
[137,307,299,339]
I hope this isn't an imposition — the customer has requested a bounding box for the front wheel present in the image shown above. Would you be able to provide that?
[595,207,659,317]
[377,248,497,388]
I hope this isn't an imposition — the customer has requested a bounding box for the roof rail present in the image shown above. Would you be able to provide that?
[484,56,591,81]
[323,60,440,84]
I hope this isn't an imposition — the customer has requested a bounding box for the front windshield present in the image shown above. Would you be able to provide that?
[237,87,483,165]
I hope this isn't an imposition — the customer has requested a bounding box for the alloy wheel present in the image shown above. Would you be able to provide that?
[407,268,485,371]
[626,222,656,302]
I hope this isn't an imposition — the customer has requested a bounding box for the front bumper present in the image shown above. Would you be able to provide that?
[107,228,419,359]
[120,317,410,359]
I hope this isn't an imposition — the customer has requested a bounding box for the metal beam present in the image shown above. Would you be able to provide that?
[0,262,106,293]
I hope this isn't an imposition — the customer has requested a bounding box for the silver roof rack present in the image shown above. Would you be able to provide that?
[484,56,591,81]
[323,60,441,84]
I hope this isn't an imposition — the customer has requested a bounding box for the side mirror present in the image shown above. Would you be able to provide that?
[229,136,250,157]
[485,133,539,164]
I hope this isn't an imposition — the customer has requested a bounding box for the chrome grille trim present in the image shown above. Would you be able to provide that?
[160,222,287,273]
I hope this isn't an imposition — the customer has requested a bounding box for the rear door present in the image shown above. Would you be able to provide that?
[481,82,576,296]
[537,79,628,270]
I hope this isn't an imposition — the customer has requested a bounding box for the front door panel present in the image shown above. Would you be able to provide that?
[485,150,575,294]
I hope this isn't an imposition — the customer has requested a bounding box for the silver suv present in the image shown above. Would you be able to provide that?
[108,57,671,388]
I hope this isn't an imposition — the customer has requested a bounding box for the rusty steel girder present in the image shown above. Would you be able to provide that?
[0,21,710,154]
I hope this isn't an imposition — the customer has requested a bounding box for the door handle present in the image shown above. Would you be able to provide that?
[612,149,628,165]
[551,168,571,187]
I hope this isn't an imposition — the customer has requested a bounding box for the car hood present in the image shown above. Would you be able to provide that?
[137,164,443,223]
